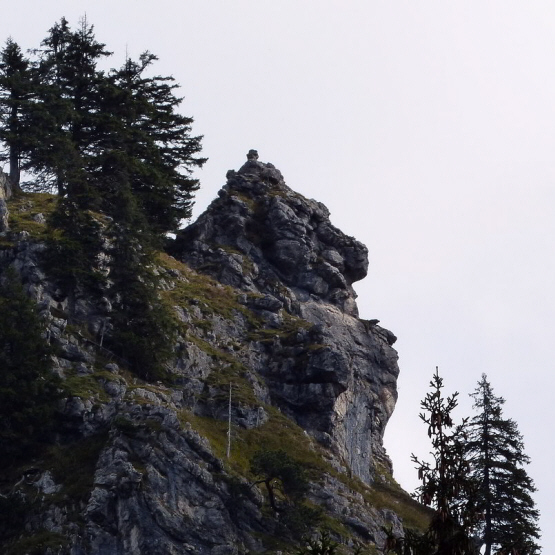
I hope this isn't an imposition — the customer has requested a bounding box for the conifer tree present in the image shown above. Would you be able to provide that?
[0,17,205,235]
[0,38,32,188]
[97,150,176,379]
[102,51,206,235]
[33,16,111,197]
[0,18,202,380]
[466,375,541,555]
[250,449,310,512]
[411,368,478,555]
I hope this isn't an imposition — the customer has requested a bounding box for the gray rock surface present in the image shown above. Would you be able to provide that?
[0,154,420,554]
[173,153,399,481]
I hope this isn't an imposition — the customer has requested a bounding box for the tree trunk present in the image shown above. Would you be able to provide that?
[9,145,20,191]
[265,479,278,512]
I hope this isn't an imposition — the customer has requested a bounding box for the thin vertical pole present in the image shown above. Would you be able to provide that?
[227,383,232,459]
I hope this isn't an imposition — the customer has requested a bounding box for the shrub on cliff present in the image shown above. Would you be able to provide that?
[251,449,311,512]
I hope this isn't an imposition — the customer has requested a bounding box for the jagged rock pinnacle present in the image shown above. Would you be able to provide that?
[176,153,368,316]
[173,154,399,483]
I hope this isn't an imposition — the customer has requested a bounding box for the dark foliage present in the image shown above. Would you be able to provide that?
[0,18,201,381]
[97,154,177,380]
[0,16,205,237]
[295,529,339,555]
[0,492,28,542]
[411,368,478,555]
[250,449,310,513]
[44,199,106,293]
[0,38,32,188]
[466,375,541,555]
[382,526,436,555]
[0,270,62,467]
[100,51,205,235]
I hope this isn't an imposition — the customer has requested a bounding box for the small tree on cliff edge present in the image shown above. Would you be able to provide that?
[250,449,310,513]
[411,368,477,555]
[466,375,541,555]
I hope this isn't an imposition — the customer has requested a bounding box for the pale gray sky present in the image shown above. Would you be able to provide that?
[2,2,553,551]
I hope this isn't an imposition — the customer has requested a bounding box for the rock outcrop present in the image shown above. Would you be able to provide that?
[0,154,423,555]
[172,152,399,481]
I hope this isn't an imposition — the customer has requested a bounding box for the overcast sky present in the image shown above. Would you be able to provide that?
[2,1,553,551]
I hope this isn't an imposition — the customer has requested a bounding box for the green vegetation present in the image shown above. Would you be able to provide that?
[0,17,205,235]
[179,404,431,547]
[410,368,476,554]
[158,251,248,321]
[180,405,328,479]
[295,530,339,555]
[251,449,310,512]
[5,192,57,237]
[357,476,432,533]
[63,372,110,403]
[4,530,68,555]
[408,369,541,555]
[0,270,62,468]
[248,311,313,344]
[466,375,541,555]
[0,17,206,382]
[46,433,108,502]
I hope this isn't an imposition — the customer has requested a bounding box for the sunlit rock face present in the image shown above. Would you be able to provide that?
[173,151,399,482]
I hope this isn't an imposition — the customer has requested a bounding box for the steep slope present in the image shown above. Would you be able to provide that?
[0,154,429,555]
[171,150,399,483]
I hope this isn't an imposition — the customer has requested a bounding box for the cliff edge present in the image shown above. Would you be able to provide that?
[172,151,399,482]
[0,154,427,554]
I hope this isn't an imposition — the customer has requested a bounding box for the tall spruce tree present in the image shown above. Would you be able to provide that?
[411,368,478,555]
[0,17,205,235]
[466,375,541,555]
[96,150,176,379]
[102,51,205,235]
[0,38,33,188]
[0,18,203,380]
[33,16,111,198]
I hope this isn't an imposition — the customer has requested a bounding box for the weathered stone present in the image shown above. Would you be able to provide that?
[0,153,411,554]
[173,153,399,483]
[33,471,62,495]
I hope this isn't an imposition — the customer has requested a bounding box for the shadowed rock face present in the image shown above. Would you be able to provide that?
[173,154,399,482]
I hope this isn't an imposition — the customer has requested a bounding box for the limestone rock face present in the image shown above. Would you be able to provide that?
[0,155,412,554]
[173,154,399,481]
[176,156,369,317]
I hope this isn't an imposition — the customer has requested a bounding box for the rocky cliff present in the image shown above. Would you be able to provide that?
[171,151,399,483]
[0,154,428,554]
